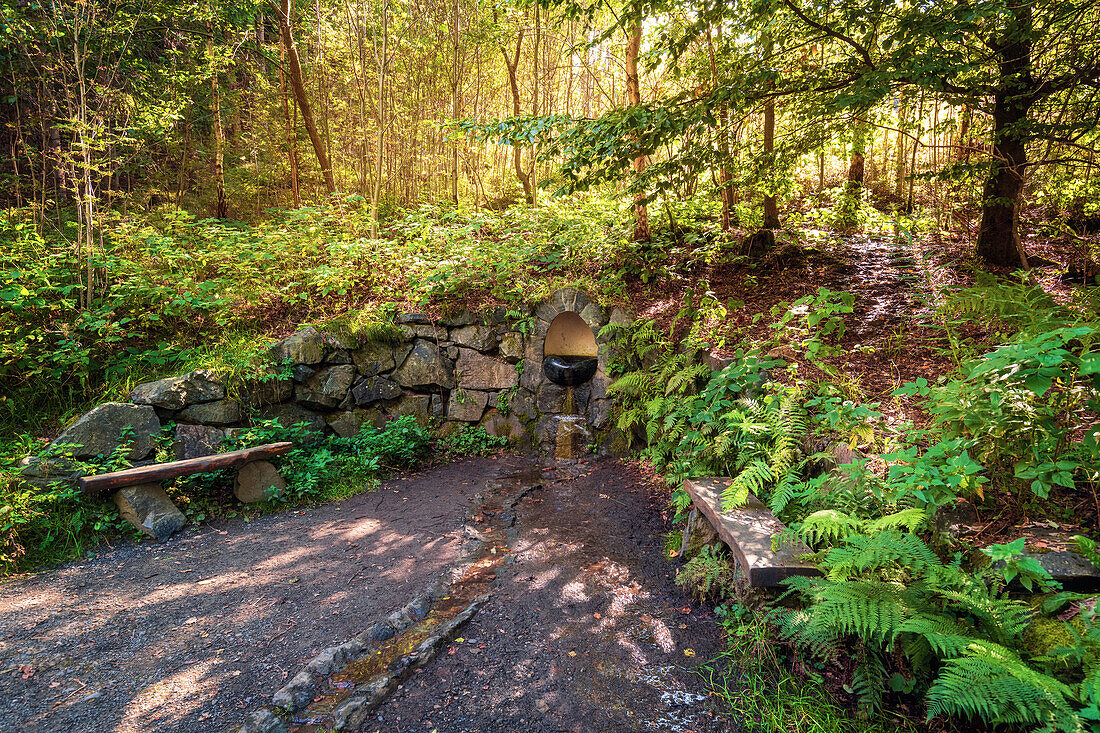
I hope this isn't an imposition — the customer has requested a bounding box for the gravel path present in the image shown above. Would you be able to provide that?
[0,458,498,733]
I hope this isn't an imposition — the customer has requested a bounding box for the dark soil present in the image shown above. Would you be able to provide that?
[0,458,496,733]
[374,456,733,733]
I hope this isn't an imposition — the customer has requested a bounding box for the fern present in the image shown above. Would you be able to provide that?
[676,544,738,601]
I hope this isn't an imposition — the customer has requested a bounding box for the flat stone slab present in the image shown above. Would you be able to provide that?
[683,477,820,587]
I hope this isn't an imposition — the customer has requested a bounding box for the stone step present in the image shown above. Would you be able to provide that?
[683,477,820,587]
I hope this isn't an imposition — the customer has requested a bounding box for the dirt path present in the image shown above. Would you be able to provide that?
[0,458,496,733]
[373,457,733,733]
[1,455,733,733]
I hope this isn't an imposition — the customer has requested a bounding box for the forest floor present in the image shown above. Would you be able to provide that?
[0,455,731,733]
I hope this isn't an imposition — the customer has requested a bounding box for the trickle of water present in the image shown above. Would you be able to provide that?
[563,385,576,416]
[554,415,589,460]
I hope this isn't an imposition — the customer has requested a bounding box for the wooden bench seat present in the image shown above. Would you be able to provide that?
[78,442,293,494]
[682,477,820,587]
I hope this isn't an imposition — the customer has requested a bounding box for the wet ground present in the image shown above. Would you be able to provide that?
[373,456,732,733]
[0,455,733,733]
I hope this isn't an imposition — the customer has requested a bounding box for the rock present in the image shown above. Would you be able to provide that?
[326,348,353,365]
[395,312,431,325]
[254,404,326,444]
[50,402,161,460]
[399,324,447,341]
[701,351,735,372]
[506,388,537,421]
[267,326,327,365]
[456,348,517,390]
[174,424,225,460]
[177,398,241,426]
[450,325,496,352]
[234,461,286,503]
[479,409,526,445]
[589,398,613,431]
[579,301,607,327]
[112,483,186,542]
[237,708,288,733]
[352,340,406,377]
[681,506,720,559]
[447,390,490,422]
[588,366,612,401]
[129,370,226,410]
[351,376,402,405]
[499,332,524,363]
[295,364,356,409]
[441,309,479,327]
[538,382,590,414]
[291,364,315,383]
[520,331,546,391]
[430,393,444,419]
[534,287,592,323]
[326,409,386,438]
[395,395,431,426]
[240,378,293,408]
[608,306,634,328]
[392,340,455,389]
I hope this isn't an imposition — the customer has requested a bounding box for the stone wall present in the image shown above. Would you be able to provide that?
[20,289,631,483]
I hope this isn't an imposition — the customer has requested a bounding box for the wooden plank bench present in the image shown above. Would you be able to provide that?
[682,477,820,587]
[79,442,293,542]
[78,442,293,493]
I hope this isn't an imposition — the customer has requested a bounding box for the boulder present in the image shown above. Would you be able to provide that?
[177,399,241,426]
[520,334,545,391]
[113,483,186,542]
[292,364,316,383]
[234,461,286,503]
[479,409,527,445]
[174,424,225,460]
[326,409,387,438]
[589,398,613,431]
[326,348,353,365]
[268,326,327,365]
[456,348,517,390]
[608,306,634,328]
[450,325,496,352]
[499,332,524,363]
[447,390,490,422]
[399,324,447,341]
[538,382,590,414]
[295,365,357,409]
[395,395,432,427]
[352,340,399,377]
[351,376,402,406]
[392,340,455,389]
[129,370,226,410]
[254,404,326,444]
[506,388,538,421]
[50,402,161,460]
[578,301,607,327]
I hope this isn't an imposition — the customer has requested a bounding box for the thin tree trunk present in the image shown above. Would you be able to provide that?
[625,22,649,241]
[762,37,779,230]
[370,0,389,237]
[279,34,300,206]
[208,32,227,218]
[276,0,335,194]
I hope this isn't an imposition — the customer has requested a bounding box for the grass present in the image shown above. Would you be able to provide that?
[700,611,918,733]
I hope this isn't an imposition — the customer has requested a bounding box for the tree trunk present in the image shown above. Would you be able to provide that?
[976,6,1034,270]
[208,32,227,218]
[625,22,649,241]
[370,0,389,237]
[500,20,533,205]
[279,34,301,207]
[762,37,779,230]
[276,0,335,194]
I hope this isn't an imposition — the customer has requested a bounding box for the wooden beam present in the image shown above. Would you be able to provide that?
[78,442,294,494]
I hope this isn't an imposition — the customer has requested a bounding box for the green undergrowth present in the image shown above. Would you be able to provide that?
[0,416,504,577]
[612,274,1100,731]
[0,192,684,434]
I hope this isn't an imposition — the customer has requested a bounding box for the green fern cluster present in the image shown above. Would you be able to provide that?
[776,529,1097,730]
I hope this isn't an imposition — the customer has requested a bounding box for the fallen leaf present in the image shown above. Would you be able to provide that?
[684,649,696,657]
[568,651,576,657]
[593,612,601,620]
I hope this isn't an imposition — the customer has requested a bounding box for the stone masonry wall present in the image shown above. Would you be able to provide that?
[19,289,632,484]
